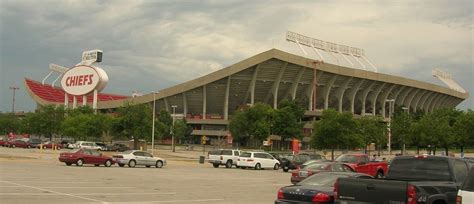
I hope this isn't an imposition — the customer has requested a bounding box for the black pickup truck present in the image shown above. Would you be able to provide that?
[335,155,470,204]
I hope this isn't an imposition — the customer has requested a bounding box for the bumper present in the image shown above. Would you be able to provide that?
[208,160,223,165]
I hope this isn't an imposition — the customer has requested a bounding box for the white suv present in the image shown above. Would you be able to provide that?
[237,152,280,170]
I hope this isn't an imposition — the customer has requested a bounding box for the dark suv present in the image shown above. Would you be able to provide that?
[280,153,326,172]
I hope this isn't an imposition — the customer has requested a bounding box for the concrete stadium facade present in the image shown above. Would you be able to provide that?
[26,49,469,145]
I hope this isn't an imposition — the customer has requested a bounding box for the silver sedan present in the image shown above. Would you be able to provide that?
[113,150,166,168]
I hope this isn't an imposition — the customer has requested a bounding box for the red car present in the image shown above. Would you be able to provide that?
[39,141,63,150]
[7,139,33,148]
[335,154,388,178]
[290,162,354,184]
[0,138,6,146]
[59,149,115,167]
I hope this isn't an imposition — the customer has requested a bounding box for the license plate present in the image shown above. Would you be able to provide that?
[299,171,308,177]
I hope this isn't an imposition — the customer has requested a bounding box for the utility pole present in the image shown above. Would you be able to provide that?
[9,86,20,113]
[385,99,395,156]
[151,92,156,155]
[171,105,178,152]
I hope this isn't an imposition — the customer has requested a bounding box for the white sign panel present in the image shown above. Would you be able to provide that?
[61,65,101,96]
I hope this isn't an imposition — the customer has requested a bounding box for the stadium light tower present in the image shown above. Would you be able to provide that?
[385,99,395,155]
[9,86,20,113]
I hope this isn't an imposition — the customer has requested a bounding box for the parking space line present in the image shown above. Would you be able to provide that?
[0,192,177,196]
[0,180,108,203]
[42,186,135,189]
[110,199,225,203]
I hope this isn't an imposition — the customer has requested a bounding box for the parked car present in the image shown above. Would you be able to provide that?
[7,139,38,148]
[457,167,474,204]
[108,143,131,152]
[39,141,63,150]
[95,142,108,151]
[335,153,388,178]
[280,153,327,172]
[336,155,470,204]
[208,149,241,168]
[237,151,280,170]
[290,162,354,184]
[70,141,103,150]
[276,172,373,204]
[58,149,115,167]
[113,150,166,168]
[0,137,6,146]
[25,138,42,148]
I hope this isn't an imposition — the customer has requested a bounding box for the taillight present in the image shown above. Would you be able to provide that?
[333,179,339,199]
[312,192,331,202]
[456,195,462,204]
[277,188,284,200]
[407,184,417,204]
[291,171,298,177]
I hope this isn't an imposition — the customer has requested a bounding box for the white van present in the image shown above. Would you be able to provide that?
[237,151,280,170]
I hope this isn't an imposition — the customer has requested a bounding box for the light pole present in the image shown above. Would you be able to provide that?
[151,92,156,155]
[385,99,395,155]
[9,86,19,113]
[171,105,178,152]
[401,107,408,155]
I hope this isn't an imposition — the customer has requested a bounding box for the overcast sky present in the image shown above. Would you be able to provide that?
[1,0,472,112]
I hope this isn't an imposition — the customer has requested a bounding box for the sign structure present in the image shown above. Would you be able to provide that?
[201,136,207,145]
[61,65,108,96]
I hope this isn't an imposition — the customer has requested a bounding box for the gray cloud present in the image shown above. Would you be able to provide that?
[1,0,472,112]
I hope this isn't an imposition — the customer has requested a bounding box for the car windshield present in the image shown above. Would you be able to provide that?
[298,173,348,186]
[240,152,251,158]
[335,155,359,163]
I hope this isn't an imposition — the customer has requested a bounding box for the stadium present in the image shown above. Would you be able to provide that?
[24,33,469,146]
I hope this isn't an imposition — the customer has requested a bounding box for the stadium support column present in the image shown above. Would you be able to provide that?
[266,62,287,108]
[243,64,260,105]
[286,67,305,100]
[336,77,352,112]
[419,92,434,112]
[164,97,170,112]
[322,75,338,110]
[307,70,324,111]
[380,84,396,118]
[348,80,364,113]
[406,89,420,113]
[224,77,230,120]
[361,81,377,115]
[203,85,207,119]
[182,93,188,116]
[370,83,386,115]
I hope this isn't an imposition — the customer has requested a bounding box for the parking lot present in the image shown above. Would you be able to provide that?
[0,147,288,204]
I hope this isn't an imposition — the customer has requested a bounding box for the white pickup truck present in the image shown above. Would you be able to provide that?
[208,149,240,168]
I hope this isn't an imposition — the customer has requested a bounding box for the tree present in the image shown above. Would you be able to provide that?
[61,113,90,140]
[113,103,153,149]
[23,105,65,140]
[272,100,305,149]
[156,110,172,140]
[453,110,474,157]
[0,113,21,135]
[391,111,412,153]
[173,119,193,144]
[229,103,274,147]
[357,116,387,155]
[312,109,361,160]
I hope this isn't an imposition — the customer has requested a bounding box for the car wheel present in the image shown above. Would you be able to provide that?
[12,144,15,148]
[105,160,112,167]
[27,145,31,149]
[156,161,163,168]
[273,163,280,170]
[118,164,125,167]
[76,159,84,166]
[254,163,261,170]
[283,166,289,172]
[225,160,232,168]
[43,146,47,149]
[57,147,61,150]
[212,163,219,168]
[65,162,72,166]
[128,160,136,168]
[376,171,384,179]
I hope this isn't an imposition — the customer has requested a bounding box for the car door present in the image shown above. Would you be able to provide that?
[142,152,155,165]
[132,151,146,165]
[82,149,93,164]
[262,153,272,168]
